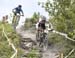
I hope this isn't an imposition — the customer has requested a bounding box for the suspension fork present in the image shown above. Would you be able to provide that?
[16,15,20,26]
[12,15,17,30]
[39,31,44,47]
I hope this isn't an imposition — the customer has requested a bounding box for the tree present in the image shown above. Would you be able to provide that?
[39,0,75,37]
[30,12,40,23]
[24,12,40,29]
[39,0,75,57]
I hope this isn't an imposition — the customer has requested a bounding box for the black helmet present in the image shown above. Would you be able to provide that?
[18,5,22,7]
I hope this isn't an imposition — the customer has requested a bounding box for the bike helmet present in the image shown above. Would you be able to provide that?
[18,5,22,7]
[41,16,46,22]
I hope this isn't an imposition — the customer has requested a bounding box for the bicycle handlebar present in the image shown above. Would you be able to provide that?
[44,28,54,34]
[16,13,24,16]
[17,15,24,16]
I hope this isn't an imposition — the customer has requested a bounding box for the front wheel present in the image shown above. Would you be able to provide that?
[12,15,17,30]
[42,33,48,51]
[12,15,20,30]
[43,38,48,51]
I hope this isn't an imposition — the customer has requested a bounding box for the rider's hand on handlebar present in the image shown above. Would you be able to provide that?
[21,14,24,16]
[49,28,54,31]
[19,14,24,16]
[22,15,24,16]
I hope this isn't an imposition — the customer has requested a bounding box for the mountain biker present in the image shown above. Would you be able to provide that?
[36,16,53,42]
[36,16,47,42]
[36,16,54,52]
[12,5,24,16]
[36,16,50,52]
[12,5,24,30]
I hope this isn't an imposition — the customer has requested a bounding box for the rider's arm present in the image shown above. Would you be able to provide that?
[21,9,24,16]
[12,8,16,13]
[47,23,54,31]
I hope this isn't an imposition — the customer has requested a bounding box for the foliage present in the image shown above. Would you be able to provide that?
[24,12,40,30]
[27,48,39,58]
[38,0,75,57]
[0,22,23,58]
[48,32,75,58]
[39,0,75,37]
[39,0,75,57]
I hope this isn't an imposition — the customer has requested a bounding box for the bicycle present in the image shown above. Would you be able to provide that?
[36,29,48,52]
[36,28,54,52]
[12,14,23,30]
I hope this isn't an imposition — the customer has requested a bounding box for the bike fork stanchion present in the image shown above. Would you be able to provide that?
[16,16,20,26]
[45,35,48,50]
[12,15,20,31]
[12,23,16,31]
[12,15,16,31]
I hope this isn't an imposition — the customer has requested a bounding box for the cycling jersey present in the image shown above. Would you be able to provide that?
[15,7,22,13]
[38,22,46,30]
[13,7,23,15]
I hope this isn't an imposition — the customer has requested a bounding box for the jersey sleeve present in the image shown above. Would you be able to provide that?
[20,9,24,14]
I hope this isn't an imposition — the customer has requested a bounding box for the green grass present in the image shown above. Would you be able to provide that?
[48,32,75,58]
[0,22,23,58]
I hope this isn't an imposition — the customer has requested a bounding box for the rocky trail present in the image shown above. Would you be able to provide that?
[16,28,59,58]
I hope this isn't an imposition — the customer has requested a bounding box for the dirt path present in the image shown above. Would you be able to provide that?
[16,28,59,58]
